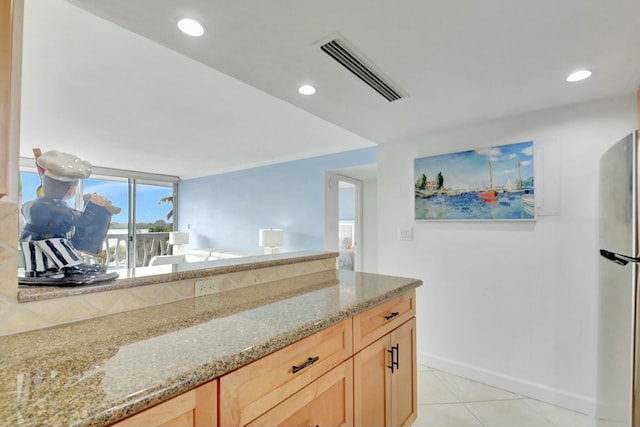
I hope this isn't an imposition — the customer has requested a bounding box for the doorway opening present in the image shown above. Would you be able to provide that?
[325,173,362,271]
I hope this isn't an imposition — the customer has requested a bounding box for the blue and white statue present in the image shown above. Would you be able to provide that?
[20,149,121,284]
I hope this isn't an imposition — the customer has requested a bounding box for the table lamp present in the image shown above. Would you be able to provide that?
[258,229,283,254]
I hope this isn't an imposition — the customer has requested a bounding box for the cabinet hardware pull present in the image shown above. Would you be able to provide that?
[387,348,395,373]
[388,344,400,373]
[292,356,320,374]
[384,312,399,320]
[393,344,400,371]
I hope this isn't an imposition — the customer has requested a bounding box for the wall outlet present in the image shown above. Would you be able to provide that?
[195,278,220,297]
[398,227,413,241]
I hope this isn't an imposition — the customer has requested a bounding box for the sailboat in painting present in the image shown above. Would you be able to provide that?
[521,194,535,216]
[514,159,535,215]
[478,154,498,203]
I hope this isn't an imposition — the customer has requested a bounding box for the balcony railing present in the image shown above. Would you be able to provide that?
[91,231,172,268]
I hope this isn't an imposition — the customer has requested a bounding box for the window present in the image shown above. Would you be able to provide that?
[82,176,130,268]
[132,181,176,267]
[19,159,179,269]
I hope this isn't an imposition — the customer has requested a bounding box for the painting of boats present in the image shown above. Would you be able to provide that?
[415,141,535,220]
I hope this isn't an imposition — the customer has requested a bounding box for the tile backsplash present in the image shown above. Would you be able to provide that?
[0,200,18,300]
[0,200,338,336]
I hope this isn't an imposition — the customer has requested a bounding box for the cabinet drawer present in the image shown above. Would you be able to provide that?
[246,359,353,427]
[219,318,353,426]
[353,290,415,352]
[110,380,217,427]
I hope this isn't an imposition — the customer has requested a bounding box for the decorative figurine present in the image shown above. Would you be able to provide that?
[19,149,121,286]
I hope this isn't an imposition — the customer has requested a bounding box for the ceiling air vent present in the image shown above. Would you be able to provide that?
[320,39,404,102]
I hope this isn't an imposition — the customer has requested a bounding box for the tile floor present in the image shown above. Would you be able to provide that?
[414,365,598,427]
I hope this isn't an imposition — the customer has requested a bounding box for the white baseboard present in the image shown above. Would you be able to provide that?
[419,352,597,416]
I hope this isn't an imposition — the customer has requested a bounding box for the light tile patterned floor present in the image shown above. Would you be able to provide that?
[415,365,598,427]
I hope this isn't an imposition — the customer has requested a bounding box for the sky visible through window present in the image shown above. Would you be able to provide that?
[20,173,173,224]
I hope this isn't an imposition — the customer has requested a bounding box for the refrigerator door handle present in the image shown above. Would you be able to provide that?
[600,249,640,265]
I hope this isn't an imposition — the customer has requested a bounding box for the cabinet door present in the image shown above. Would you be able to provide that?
[390,317,417,427]
[246,359,353,427]
[353,317,417,427]
[353,333,391,427]
[110,380,217,427]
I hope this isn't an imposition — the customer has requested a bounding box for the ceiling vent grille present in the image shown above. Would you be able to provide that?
[320,39,404,102]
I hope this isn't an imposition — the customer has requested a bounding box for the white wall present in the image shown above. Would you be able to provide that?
[377,94,638,415]
[361,177,378,273]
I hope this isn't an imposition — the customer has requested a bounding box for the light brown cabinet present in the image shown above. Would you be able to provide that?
[219,318,353,426]
[353,290,415,352]
[390,317,418,427]
[220,291,416,427]
[246,358,353,427]
[110,379,217,427]
[109,290,416,427]
[354,318,417,427]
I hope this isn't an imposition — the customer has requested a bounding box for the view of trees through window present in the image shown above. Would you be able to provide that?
[19,170,177,269]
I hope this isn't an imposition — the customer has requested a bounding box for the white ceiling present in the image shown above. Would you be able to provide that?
[19,0,640,180]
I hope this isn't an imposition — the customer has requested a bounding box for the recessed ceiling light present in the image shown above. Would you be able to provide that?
[177,18,205,37]
[566,70,592,82]
[298,85,316,95]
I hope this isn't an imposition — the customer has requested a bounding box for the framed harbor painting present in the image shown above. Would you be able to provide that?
[415,141,535,220]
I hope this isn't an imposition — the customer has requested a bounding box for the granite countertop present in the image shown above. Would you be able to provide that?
[1,269,422,427]
[18,251,337,303]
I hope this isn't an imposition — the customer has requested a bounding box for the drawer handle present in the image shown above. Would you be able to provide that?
[384,311,399,320]
[292,356,320,374]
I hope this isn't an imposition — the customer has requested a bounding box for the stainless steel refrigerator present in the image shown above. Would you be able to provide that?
[598,130,640,426]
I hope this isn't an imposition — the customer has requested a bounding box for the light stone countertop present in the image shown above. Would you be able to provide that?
[1,269,422,427]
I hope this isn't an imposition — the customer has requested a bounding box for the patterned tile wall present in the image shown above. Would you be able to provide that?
[0,201,337,336]
[0,200,18,300]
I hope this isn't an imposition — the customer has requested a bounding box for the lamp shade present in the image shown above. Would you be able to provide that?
[258,229,283,247]
[169,231,190,245]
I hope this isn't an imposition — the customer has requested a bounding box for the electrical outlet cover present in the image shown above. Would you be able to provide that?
[398,227,413,241]
[195,279,220,297]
